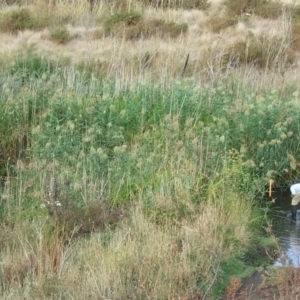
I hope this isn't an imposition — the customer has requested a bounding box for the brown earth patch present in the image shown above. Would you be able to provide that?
[223,267,300,300]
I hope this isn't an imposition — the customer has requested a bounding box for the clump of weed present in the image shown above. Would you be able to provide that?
[107,13,188,39]
[9,52,57,79]
[223,0,283,19]
[0,54,49,174]
[223,0,263,16]
[140,51,155,69]
[291,5,300,22]
[256,1,283,20]
[206,15,238,33]
[0,53,68,176]
[88,0,132,12]
[104,11,142,35]
[227,34,294,69]
[0,6,50,33]
[139,0,209,10]
[41,174,127,240]
[0,7,33,33]
[76,58,109,78]
[49,27,71,44]
[2,259,35,289]
[181,0,210,10]
[91,28,105,39]
[146,19,188,38]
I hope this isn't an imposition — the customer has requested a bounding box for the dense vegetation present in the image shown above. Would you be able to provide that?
[1,0,300,299]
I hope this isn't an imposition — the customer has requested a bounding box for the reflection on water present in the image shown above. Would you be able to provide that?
[270,190,300,267]
[273,211,300,267]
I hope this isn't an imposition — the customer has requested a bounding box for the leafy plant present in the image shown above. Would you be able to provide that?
[50,27,71,44]
[9,52,57,79]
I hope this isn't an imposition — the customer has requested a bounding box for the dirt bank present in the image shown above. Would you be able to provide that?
[225,267,300,300]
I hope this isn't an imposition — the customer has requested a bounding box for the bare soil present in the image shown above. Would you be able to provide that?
[234,271,275,300]
[225,267,300,300]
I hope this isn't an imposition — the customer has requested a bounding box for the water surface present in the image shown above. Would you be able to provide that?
[270,190,300,267]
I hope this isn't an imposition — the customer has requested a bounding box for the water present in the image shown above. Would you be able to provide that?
[270,190,300,267]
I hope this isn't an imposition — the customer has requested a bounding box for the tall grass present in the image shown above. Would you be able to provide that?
[1,0,300,298]
[0,52,300,297]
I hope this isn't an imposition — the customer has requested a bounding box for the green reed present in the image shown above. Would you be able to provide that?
[1,54,300,298]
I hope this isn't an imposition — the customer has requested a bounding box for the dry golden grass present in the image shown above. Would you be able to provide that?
[0,1,299,89]
[0,195,253,298]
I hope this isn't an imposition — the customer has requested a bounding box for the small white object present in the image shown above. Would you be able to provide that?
[290,183,300,195]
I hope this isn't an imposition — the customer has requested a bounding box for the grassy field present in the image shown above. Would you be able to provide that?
[1,1,300,299]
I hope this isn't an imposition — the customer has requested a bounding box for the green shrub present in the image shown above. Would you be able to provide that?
[0,54,59,175]
[0,6,50,33]
[0,7,33,33]
[104,11,142,35]
[161,20,188,38]
[49,27,71,44]
[9,52,57,78]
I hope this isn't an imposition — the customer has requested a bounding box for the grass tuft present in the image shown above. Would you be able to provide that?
[206,15,238,33]
[49,26,72,44]
[0,7,33,33]
[0,6,51,33]
[104,11,142,35]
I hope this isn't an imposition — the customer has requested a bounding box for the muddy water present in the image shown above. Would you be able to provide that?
[270,190,300,267]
